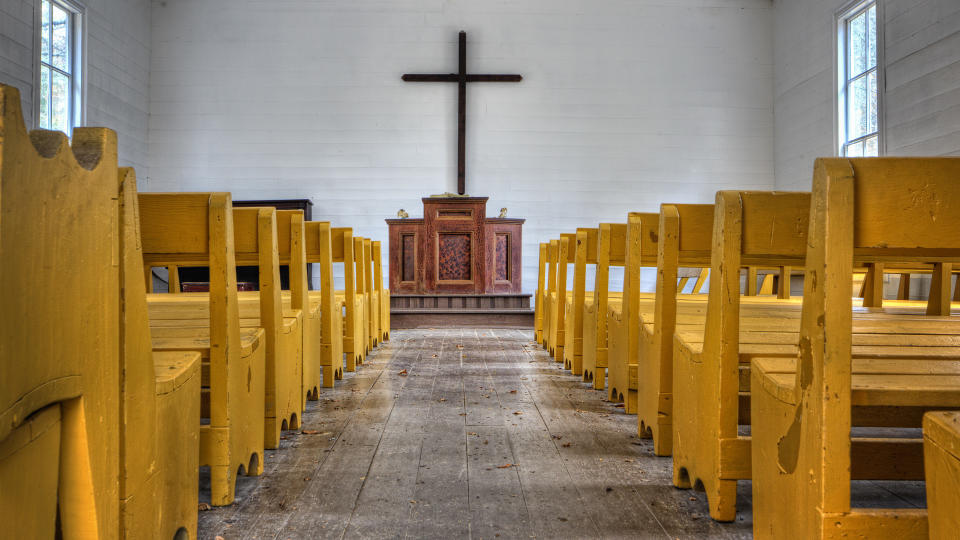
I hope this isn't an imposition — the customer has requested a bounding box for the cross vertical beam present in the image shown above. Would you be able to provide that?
[458,31,467,195]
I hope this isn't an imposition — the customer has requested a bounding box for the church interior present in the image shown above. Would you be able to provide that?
[3,0,960,538]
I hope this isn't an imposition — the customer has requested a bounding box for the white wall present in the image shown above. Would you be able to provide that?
[147,0,775,293]
[0,0,152,171]
[773,0,960,190]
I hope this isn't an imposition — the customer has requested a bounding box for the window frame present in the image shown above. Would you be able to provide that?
[835,0,884,157]
[33,0,86,133]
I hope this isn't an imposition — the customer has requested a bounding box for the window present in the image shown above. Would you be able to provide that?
[837,0,880,157]
[37,0,83,134]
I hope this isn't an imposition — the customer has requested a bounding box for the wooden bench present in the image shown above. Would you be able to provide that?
[535,242,549,344]
[373,240,391,343]
[582,223,627,390]
[750,157,960,537]
[139,193,267,506]
[562,228,599,375]
[924,411,960,539]
[0,86,122,536]
[543,239,559,352]
[607,213,659,413]
[332,227,365,370]
[636,204,713,456]
[1,84,202,537]
[303,221,345,388]
[671,190,813,521]
[361,237,378,351]
[147,205,304,451]
[118,168,202,538]
[549,233,577,362]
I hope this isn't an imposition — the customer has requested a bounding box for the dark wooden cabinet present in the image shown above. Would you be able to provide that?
[386,197,523,294]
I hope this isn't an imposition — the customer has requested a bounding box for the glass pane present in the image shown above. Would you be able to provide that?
[868,70,878,134]
[39,66,50,129]
[41,0,51,64]
[51,71,70,134]
[52,5,69,72]
[849,12,867,77]
[848,75,868,139]
[867,5,877,70]
[864,135,879,157]
[846,140,864,157]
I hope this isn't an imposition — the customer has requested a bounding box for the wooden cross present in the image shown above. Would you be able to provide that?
[402,31,522,195]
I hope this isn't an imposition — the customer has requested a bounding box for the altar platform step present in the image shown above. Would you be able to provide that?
[390,294,533,328]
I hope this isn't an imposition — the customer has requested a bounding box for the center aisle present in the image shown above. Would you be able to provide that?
[198,329,752,539]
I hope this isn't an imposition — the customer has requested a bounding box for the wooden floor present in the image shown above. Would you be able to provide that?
[198,328,923,539]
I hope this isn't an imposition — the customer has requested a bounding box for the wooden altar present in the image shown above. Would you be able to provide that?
[386,196,524,294]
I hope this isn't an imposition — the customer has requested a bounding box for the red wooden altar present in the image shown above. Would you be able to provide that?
[386,196,524,295]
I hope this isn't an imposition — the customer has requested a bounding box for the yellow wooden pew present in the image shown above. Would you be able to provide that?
[582,223,627,390]
[302,221,345,388]
[562,228,599,376]
[543,239,559,352]
[118,168,201,539]
[607,213,659,413]
[331,227,365,370]
[549,233,577,362]
[139,193,267,506]
[636,204,714,456]
[751,158,960,538]
[535,242,549,344]
[1,84,201,537]
[924,411,960,540]
[147,206,303,451]
[373,240,391,343]
[0,86,121,537]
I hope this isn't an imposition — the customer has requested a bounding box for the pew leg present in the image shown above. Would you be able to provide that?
[209,466,237,507]
[625,389,637,415]
[593,369,605,391]
[323,364,336,388]
[706,479,738,522]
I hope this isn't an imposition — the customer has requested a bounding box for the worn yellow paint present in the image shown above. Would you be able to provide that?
[751,157,960,538]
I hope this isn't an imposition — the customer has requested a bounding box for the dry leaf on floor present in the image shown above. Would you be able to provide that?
[624,459,634,463]
[551,434,562,440]
[432,354,439,358]
[438,398,446,402]
[198,503,211,511]
[513,411,523,415]
[562,442,571,448]
[398,369,408,376]
[456,344,464,349]
[509,390,517,394]
[301,430,319,435]
[497,463,514,469]
[468,432,478,436]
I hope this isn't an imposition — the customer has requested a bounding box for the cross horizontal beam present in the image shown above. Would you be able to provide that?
[402,74,523,82]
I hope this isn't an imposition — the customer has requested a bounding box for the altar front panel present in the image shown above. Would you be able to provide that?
[386,197,523,295]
